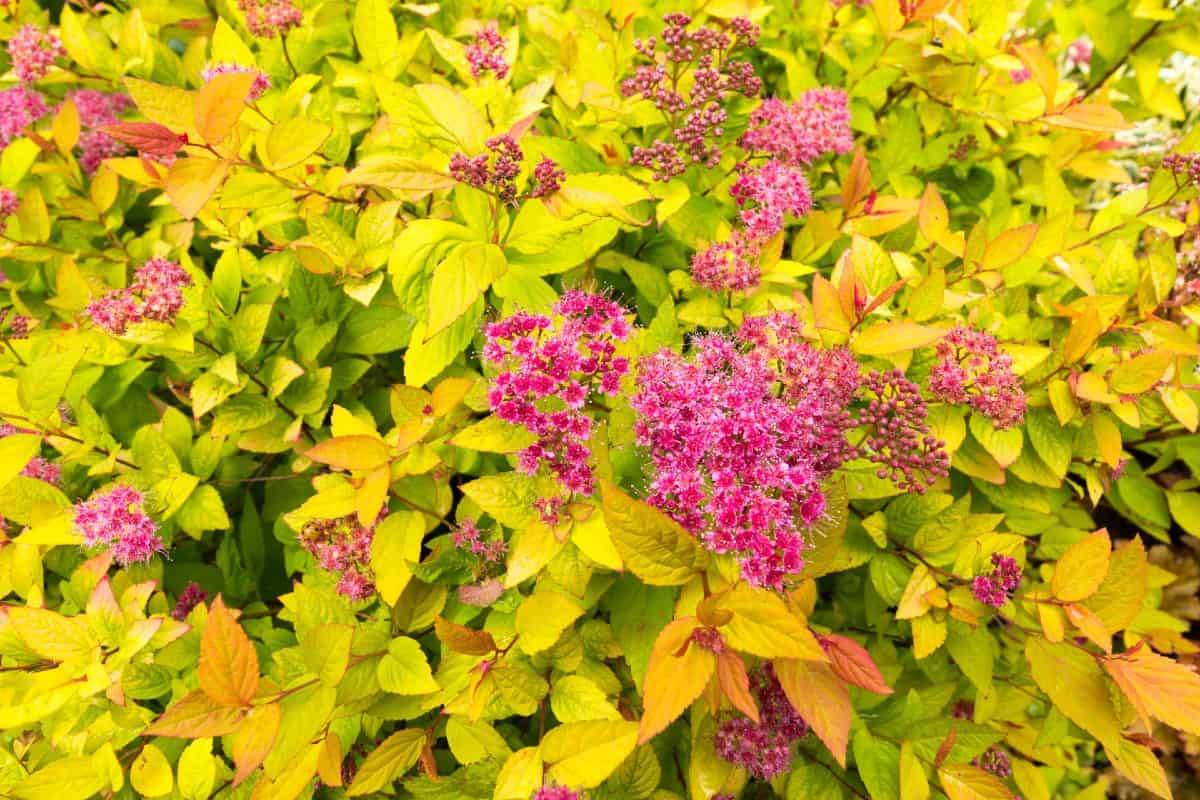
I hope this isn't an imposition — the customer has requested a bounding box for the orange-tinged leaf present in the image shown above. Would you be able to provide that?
[1045,103,1128,132]
[981,224,1038,270]
[716,651,758,723]
[356,467,390,528]
[821,634,894,694]
[1065,603,1112,653]
[306,435,391,471]
[841,146,872,213]
[231,702,281,785]
[165,157,228,220]
[1051,529,1111,602]
[717,583,826,660]
[854,321,945,356]
[317,732,345,788]
[637,618,713,744]
[1062,306,1102,365]
[199,595,260,707]
[1101,645,1200,735]
[775,658,852,766]
[194,71,255,144]
[1014,42,1058,109]
[938,764,1013,800]
[144,688,246,737]
[813,274,851,338]
[1025,637,1123,749]
[1085,536,1148,634]
[434,616,496,656]
[896,565,937,620]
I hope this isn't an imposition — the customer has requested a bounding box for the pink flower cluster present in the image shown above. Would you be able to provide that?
[171,581,209,620]
[237,0,303,38]
[453,518,507,578]
[0,188,18,236]
[713,663,808,779]
[484,291,630,498]
[1066,38,1092,68]
[87,258,192,335]
[0,421,59,484]
[623,13,761,181]
[740,89,854,167]
[975,746,1013,778]
[2,309,30,339]
[465,25,508,80]
[929,326,1026,430]
[632,333,848,589]
[858,369,949,493]
[1164,152,1200,188]
[298,513,385,600]
[450,135,563,207]
[68,90,135,174]
[690,229,762,291]
[1010,67,1032,84]
[530,787,577,800]
[971,553,1022,608]
[729,159,813,239]
[73,485,163,565]
[201,63,271,101]
[0,87,48,146]
[6,25,64,83]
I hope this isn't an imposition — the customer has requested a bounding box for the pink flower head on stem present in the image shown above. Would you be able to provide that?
[73,485,163,565]
[971,553,1022,608]
[0,87,48,147]
[87,258,192,334]
[485,291,631,498]
[857,369,950,493]
[713,663,808,779]
[1067,38,1092,68]
[466,24,508,80]
[237,0,302,38]
[299,510,387,601]
[202,63,271,101]
[929,326,1026,430]
[740,88,853,167]
[729,159,813,239]
[171,582,209,620]
[6,25,64,83]
[690,228,763,291]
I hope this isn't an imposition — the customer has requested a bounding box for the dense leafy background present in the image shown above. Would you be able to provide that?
[1,0,1200,799]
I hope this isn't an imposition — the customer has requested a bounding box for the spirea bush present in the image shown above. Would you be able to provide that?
[2,0,1200,798]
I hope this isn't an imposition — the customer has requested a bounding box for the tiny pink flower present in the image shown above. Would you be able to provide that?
[0,87,48,146]
[6,25,64,83]
[466,25,508,80]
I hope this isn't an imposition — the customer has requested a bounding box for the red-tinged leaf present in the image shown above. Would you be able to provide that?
[100,122,187,156]
[934,728,957,768]
[841,146,872,213]
[199,595,260,708]
[637,618,714,744]
[1101,644,1200,736]
[434,616,497,656]
[305,435,392,472]
[775,658,852,767]
[716,650,759,723]
[231,702,280,785]
[821,634,894,695]
[144,688,246,737]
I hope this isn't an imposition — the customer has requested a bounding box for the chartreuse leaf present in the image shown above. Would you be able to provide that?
[494,747,543,800]
[177,739,216,800]
[1025,638,1122,749]
[451,415,537,453]
[130,745,173,797]
[0,434,39,492]
[230,703,280,785]
[11,756,106,800]
[371,511,426,605]
[550,675,621,722]
[516,590,585,654]
[600,481,707,585]
[377,636,440,694]
[938,764,1011,800]
[346,729,426,796]
[853,730,901,800]
[305,435,391,471]
[543,719,639,788]
[445,717,511,765]
[299,624,353,686]
[1104,738,1172,800]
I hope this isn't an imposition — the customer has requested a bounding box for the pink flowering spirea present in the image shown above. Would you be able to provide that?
[298,511,386,601]
[68,89,132,128]
[448,135,558,207]
[975,746,1013,778]
[77,130,126,175]
[1010,67,1032,84]
[530,787,578,800]
[73,485,163,565]
[237,0,302,38]
[201,63,271,101]
[484,291,631,497]
[1067,38,1092,67]
[466,25,508,80]
[21,457,60,485]
[971,553,1022,608]
[452,518,507,573]
[0,87,48,146]
[713,663,808,779]
[690,228,762,291]
[929,326,1026,430]
[171,582,209,620]
[858,369,950,493]
[740,88,853,167]
[623,13,761,181]
[529,157,565,198]
[729,159,813,239]
[87,258,192,334]
[632,334,850,589]
[0,188,19,234]
[1163,152,1200,188]
[6,25,64,83]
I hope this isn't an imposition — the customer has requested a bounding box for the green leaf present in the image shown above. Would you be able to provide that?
[444,717,511,765]
[262,117,332,171]
[852,730,900,800]
[462,473,538,530]
[176,484,232,536]
[451,415,537,453]
[346,729,426,796]
[600,481,707,586]
[426,243,506,338]
[177,739,217,800]
[1025,637,1122,749]
[550,675,621,723]
[377,636,440,695]
[0,434,41,494]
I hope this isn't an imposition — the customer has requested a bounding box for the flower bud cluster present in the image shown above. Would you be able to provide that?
[858,369,950,493]
[466,25,508,80]
[451,135,564,207]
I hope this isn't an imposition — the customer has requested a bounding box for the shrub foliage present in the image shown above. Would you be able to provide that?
[1,0,1199,799]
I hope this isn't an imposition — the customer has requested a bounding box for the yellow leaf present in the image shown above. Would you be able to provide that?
[938,764,1012,800]
[316,732,344,788]
[515,591,584,654]
[1065,603,1111,653]
[981,224,1038,270]
[124,77,200,139]
[194,71,256,144]
[199,596,260,707]
[637,618,713,744]
[264,117,332,171]
[494,747,543,800]
[896,565,937,620]
[901,741,930,800]
[1104,739,1173,800]
[1102,645,1200,736]
[305,435,391,471]
[231,702,280,785]
[1045,103,1128,132]
[544,720,638,788]
[854,322,944,356]
[131,745,174,798]
[1038,601,1065,642]
[505,519,567,588]
[346,729,425,796]
[1090,413,1123,467]
[1051,529,1111,602]
[775,658,851,766]
[253,741,321,800]
[717,583,826,660]
[1025,638,1122,749]
[600,481,707,586]
[813,274,851,338]
[1084,536,1148,634]
[912,614,947,659]
[144,689,246,737]
[918,183,950,246]
[371,511,425,605]
[1062,307,1102,365]
[165,157,229,220]
[1159,387,1198,432]
[1109,351,1172,395]
[7,606,96,660]
[570,512,622,571]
